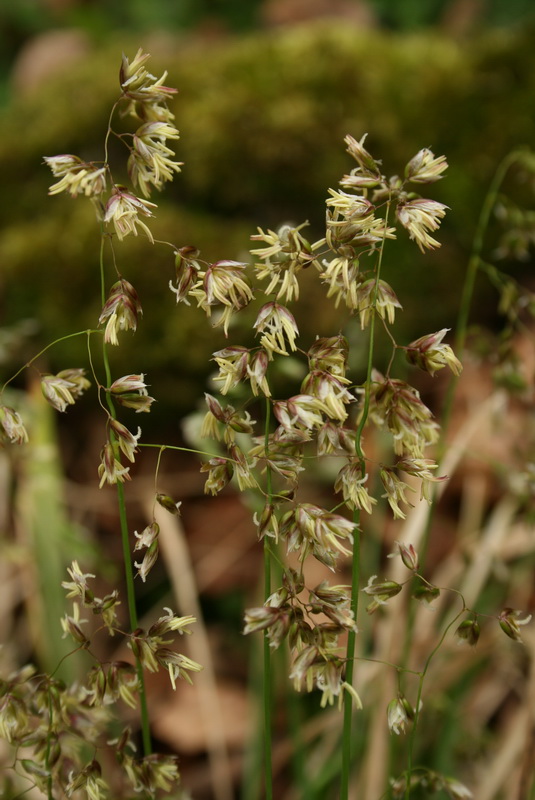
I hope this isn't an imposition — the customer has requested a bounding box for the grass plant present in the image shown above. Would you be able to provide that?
[0,48,533,800]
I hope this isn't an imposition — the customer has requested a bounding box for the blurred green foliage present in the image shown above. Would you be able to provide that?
[369,0,535,28]
[1,22,534,412]
[1,0,534,101]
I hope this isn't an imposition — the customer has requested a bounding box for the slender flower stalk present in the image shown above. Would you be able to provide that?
[263,396,274,800]
[440,149,528,441]
[404,605,466,800]
[0,330,100,398]
[340,200,392,800]
[99,234,152,757]
[393,157,525,736]
[408,150,531,637]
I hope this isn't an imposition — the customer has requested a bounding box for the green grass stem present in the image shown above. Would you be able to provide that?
[398,151,530,785]
[341,202,391,800]
[441,148,528,447]
[404,605,465,800]
[99,235,152,757]
[263,395,274,800]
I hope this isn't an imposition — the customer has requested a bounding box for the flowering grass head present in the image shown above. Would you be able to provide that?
[44,155,107,198]
[406,328,463,375]
[0,406,29,445]
[2,49,533,800]
[397,198,449,252]
[254,301,299,356]
[99,279,142,345]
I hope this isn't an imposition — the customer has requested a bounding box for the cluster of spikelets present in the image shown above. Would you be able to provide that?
[195,137,459,523]
[187,132,531,734]
[0,561,200,798]
[0,52,200,800]
[0,671,183,798]
[179,134,468,713]
[15,51,191,594]
[2,50,182,481]
[40,54,182,500]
